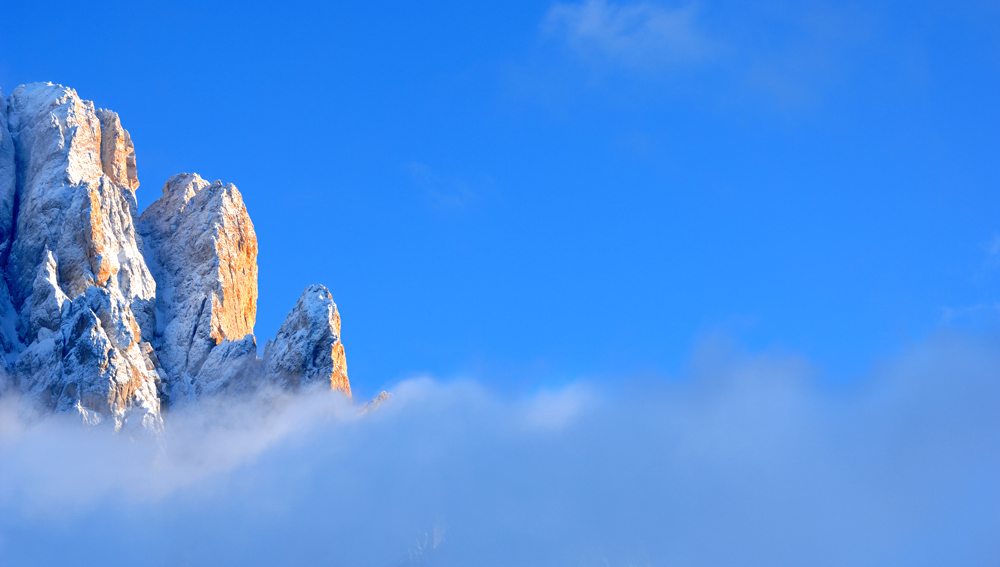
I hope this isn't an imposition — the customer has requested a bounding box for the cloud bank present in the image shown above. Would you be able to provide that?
[1,334,999,566]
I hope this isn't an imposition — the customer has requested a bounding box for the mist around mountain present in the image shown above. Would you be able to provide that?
[1,332,998,566]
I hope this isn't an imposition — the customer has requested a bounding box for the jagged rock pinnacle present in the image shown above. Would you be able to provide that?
[264,284,350,396]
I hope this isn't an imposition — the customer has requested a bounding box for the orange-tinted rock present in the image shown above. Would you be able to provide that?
[96,109,139,193]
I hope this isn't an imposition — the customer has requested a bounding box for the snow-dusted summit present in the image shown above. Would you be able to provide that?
[0,83,351,431]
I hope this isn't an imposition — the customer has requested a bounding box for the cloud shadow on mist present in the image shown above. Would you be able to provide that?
[0,333,998,566]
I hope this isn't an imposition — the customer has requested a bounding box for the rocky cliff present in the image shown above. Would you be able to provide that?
[0,83,351,431]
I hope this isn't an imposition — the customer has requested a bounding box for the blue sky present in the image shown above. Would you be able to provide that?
[3,3,1000,564]
[3,0,1000,400]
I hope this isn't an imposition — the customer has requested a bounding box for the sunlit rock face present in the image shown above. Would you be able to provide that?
[0,82,351,431]
[96,108,139,194]
[264,285,350,397]
[138,173,259,404]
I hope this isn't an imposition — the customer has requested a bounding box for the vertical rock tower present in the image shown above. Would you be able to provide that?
[0,83,351,431]
[138,172,259,403]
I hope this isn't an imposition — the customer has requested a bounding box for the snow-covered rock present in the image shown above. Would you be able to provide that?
[193,334,261,397]
[0,82,353,428]
[264,285,350,396]
[6,83,103,306]
[15,285,163,430]
[2,83,160,430]
[138,172,258,403]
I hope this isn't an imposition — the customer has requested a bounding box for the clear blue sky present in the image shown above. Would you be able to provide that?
[3,0,1000,399]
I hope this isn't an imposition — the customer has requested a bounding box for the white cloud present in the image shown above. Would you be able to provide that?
[0,335,999,565]
[545,0,714,70]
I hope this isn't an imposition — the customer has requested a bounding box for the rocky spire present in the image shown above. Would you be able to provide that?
[137,172,259,403]
[264,284,350,396]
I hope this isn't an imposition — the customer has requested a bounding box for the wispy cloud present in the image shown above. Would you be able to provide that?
[534,1,904,107]
[989,234,1000,257]
[544,0,715,71]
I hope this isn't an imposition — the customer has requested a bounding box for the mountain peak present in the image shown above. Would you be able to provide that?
[0,83,351,431]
